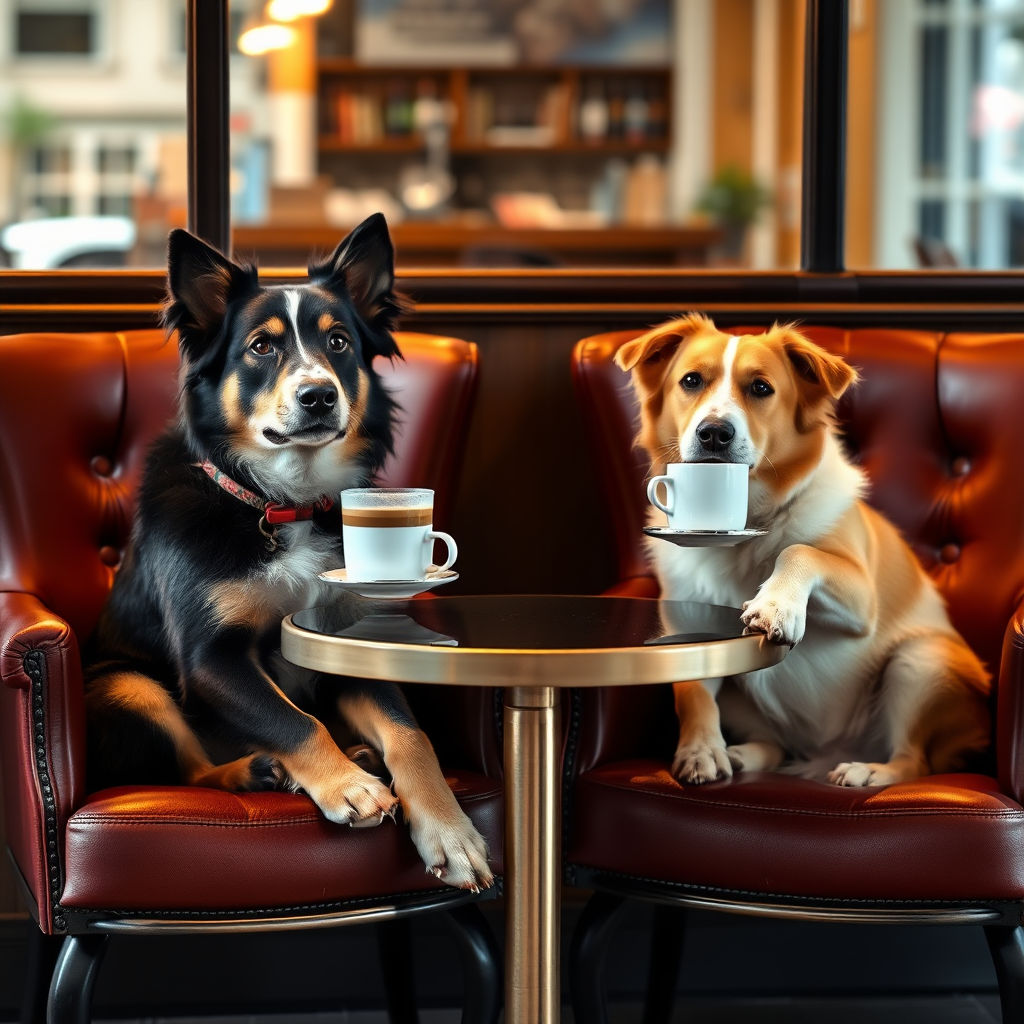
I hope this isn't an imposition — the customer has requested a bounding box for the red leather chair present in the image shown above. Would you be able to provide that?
[567,327,1024,1022]
[0,329,501,1024]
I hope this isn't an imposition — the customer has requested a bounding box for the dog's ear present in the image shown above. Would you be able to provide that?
[164,229,257,372]
[780,328,858,401]
[311,213,403,359]
[614,313,714,393]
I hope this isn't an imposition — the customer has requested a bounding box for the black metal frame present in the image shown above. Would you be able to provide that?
[801,0,849,272]
[42,904,501,1024]
[567,868,1024,1024]
[185,0,230,254]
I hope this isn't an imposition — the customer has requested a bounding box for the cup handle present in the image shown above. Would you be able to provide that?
[647,476,674,516]
[426,530,458,572]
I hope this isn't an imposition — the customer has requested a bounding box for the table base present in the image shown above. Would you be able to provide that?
[505,686,561,1024]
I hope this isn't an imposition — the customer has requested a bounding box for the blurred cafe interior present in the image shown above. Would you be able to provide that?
[6,0,1024,1022]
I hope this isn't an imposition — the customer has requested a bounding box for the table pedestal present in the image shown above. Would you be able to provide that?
[504,686,561,1024]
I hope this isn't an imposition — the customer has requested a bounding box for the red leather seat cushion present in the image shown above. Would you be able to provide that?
[61,771,501,912]
[568,762,1024,902]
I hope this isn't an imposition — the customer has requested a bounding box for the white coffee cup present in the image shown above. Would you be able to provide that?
[341,487,457,582]
[646,463,748,531]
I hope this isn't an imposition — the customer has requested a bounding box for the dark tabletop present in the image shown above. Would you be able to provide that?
[291,595,747,651]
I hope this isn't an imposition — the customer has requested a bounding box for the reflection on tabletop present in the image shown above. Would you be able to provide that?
[293,596,747,650]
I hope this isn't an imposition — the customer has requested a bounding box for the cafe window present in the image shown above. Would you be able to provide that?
[0,0,810,272]
[228,0,807,270]
[13,3,97,57]
[855,0,1024,269]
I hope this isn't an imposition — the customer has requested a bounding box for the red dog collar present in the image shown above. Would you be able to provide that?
[196,461,334,525]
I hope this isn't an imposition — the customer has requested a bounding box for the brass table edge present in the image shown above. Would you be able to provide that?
[281,613,787,686]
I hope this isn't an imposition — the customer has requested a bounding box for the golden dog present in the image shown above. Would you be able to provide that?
[616,314,990,787]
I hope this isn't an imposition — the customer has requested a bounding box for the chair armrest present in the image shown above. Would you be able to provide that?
[997,594,1024,804]
[603,575,660,599]
[0,591,86,932]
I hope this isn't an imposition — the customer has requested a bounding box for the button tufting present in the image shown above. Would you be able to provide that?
[940,543,961,564]
[91,455,113,477]
[98,546,121,567]
[952,457,971,476]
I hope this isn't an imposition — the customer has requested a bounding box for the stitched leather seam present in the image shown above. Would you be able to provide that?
[583,779,1024,818]
[60,886,472,918]
[71,817,322,828]
[23,649,66,933]
[71,788,501,828]
[571,864,1021,906]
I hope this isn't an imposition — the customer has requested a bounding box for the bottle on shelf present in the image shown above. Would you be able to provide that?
[606,81,625,140]
[579,81,609,143]
[384,79,414,137]
[624,81,649,145]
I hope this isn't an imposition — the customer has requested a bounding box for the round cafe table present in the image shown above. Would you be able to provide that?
[281,595,786,1024]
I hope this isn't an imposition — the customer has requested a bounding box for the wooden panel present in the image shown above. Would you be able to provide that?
[713,0,755,175]
[776,0,806,268]
[846,0,877,268]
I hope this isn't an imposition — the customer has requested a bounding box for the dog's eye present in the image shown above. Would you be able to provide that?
[750,379,774,397]
[249,337,274,356]
[328,333,349,353]
[680,372,703,390]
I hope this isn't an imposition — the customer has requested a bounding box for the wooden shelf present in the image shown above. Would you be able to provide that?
[317,61,673,156]
[318,137,671,156]
[317,59,670,76]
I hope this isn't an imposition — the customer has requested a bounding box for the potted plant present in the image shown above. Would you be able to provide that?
[696,164,772,262]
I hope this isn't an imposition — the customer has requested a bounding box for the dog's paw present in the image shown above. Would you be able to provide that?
[725,745,748,772]
[671,739,733,784]
[410,806,493,893]
[318,769,399,826]
[827,761,895,787]
[242,754,289,792]
[741,591,806,647]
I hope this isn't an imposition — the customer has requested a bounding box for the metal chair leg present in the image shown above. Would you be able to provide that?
[377,918,420,1024]
[21,925,64,1024]
[445,901,502,1024]
[568,891,629,1024]
[986,924,1024,1022]
[641,904,688,1024]
[47,934,108,1024]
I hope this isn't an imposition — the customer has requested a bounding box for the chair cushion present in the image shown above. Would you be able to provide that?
[567,762,1024,902]
[61,770,501,912]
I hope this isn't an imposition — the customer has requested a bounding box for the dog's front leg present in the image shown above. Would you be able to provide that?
[671,677,732,784]
[188,640,397,825]
[741,543,875,646]
[336,680,493,891]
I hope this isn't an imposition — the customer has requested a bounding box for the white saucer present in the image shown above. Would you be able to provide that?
[318,567,459,599]
[643,527,768,548]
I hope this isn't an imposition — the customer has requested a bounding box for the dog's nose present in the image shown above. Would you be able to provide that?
[696,418,735,452]
[297,382,338,414]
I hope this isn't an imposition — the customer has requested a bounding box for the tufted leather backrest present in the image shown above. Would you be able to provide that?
[572,327,1024,685]
[0,329,477,645]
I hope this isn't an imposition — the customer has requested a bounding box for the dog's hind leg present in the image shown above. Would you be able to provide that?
[717,678,786,773]
[336,679,493,892]
[87,671,281,792]
[828,634,990,787]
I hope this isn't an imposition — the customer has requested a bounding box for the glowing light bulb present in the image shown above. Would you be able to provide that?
[238,23,295,55]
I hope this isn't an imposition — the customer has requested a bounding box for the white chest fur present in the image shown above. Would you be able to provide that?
[263,521,340,613]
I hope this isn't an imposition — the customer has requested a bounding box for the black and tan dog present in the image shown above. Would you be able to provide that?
[84,215,492,891]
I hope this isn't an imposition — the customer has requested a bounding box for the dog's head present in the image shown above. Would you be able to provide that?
[615,314,858,501]
[164,213,403,503]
